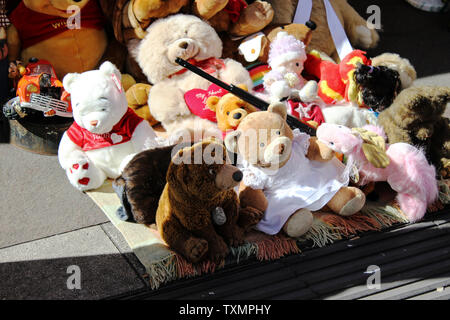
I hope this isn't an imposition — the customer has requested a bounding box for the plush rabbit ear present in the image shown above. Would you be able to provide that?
[62,73,80,94]
[352,128,390,168]
[99,61,121,80]
[224,130,241,154]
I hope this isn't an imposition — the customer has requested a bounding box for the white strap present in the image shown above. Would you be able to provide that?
[293,0,353,60]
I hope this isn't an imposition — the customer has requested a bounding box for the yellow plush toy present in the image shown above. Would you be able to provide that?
[206,84,259,133]
[6,0,110,79]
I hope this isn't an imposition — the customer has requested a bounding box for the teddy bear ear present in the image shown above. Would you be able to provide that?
[99,61,121,81]
[224,130,241,154]
[268,102,287,121]
[62,73,80,94]
[206,96,220,112]
[237,84,248,92]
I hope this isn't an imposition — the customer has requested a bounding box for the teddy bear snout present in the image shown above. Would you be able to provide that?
[263,137,292,166]
[169,39,199,62]
[215,165,242,190]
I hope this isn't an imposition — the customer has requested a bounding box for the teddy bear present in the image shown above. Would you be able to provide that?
[135,14,253,138]
[224,103,366,238]
[156,138,248,263]
[264,0,380,62]
[58,61,159,191]
[205,84,259,134]
[378,86,450,178]
[192,0,274,37]
[5,0,120,79]
[125,83,159,126]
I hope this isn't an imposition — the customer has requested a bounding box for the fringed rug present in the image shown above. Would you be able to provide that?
[87,179,450,290]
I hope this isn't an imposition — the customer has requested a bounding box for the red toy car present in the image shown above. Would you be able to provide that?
[3,58,72,119]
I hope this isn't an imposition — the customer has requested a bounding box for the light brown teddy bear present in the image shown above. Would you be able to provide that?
[265,0,380,62]
[156,139,247,263]
[192,0,274,36]
[206,84,259,133]
[135,14,253,137]
[225,103,366,238]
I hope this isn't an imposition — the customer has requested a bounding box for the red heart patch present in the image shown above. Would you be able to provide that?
[78,178,90,186]
[184,84,229,123]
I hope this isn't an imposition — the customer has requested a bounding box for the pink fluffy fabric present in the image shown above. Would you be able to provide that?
[268,32,306,67]
[317,123,438,222]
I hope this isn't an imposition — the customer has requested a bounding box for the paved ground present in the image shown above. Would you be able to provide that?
[0,0,449,300]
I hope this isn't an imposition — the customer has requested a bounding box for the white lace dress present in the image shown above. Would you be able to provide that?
[239,129,349,235]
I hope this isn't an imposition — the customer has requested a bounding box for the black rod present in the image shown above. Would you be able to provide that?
[175,58,316,136]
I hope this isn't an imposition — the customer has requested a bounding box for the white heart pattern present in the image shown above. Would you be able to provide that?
[111,133,123,144]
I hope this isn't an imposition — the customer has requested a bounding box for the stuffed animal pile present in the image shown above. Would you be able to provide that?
[23,0,444,264]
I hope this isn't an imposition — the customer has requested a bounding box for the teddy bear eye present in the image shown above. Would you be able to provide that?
[276,130,281,135]
[227,112,230,115]
[209,168,216,176]
[296,63,300,67]
[260,142,265,148]
[329,142,334,146]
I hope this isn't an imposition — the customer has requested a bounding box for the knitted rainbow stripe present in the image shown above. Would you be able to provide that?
[247,62,271,92]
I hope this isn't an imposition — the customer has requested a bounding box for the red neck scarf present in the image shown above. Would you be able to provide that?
[169,57,226,78]
[9,1,105,49]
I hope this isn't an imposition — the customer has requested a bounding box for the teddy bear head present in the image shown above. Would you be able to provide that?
[23,0,91,18]
[168,139,243,200]
[206,84,259,132]
[63,61,128,135]
[136,14,223,83]
[225,103,294,169]
[132,0,189,22]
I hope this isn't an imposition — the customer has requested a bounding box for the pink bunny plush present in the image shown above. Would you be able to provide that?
[316,123,438,222]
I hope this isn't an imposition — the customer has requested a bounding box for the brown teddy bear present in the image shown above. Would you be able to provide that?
[225,103,366,238]
[378,86,450,178]
[206,84,259,133]
[192,0,274,37]
[265,0,380,62]
[156,139,248,263]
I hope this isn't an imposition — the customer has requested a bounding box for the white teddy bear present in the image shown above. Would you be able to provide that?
[135,14,253,138]
[58,61,159,191]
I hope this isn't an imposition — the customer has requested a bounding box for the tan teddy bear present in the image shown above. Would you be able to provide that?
[225,103,366,238]
[265,0,380,62]
[192,0,274,36]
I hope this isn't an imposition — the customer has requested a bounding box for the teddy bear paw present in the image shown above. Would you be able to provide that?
[184,237,209,264]
[223,225,245,248]
[238,207,264,231]
[208,237,230,263]
[230,0,275,36]
[354,25,380,49]
[66,159,105,192]
[282,208,313,238]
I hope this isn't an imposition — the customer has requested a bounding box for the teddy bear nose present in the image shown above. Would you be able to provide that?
[232,170,243,182]
[179,41,189,49]
[233,113,242,119]
[277,144,285,155]
[90,120,98,127]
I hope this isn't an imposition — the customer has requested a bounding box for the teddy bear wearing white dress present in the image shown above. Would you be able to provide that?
[58,61,159,191]
[134,14,253,138]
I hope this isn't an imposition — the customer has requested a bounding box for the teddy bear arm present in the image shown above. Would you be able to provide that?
[194,0,229,20]
[130,121,159,151]
[148,82,190,125]
[306,137,335,162]
[220,59,254,90]
[6,25,20,62]
[174,206,214,232]
[333,0,379,49]
[57,133,86,170]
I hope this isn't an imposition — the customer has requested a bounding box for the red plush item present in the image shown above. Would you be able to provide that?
[304,50,371,106]
[66,108,143,152]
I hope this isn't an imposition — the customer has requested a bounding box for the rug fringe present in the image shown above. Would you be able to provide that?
[146,253,178,290]
[298,217,342,247]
